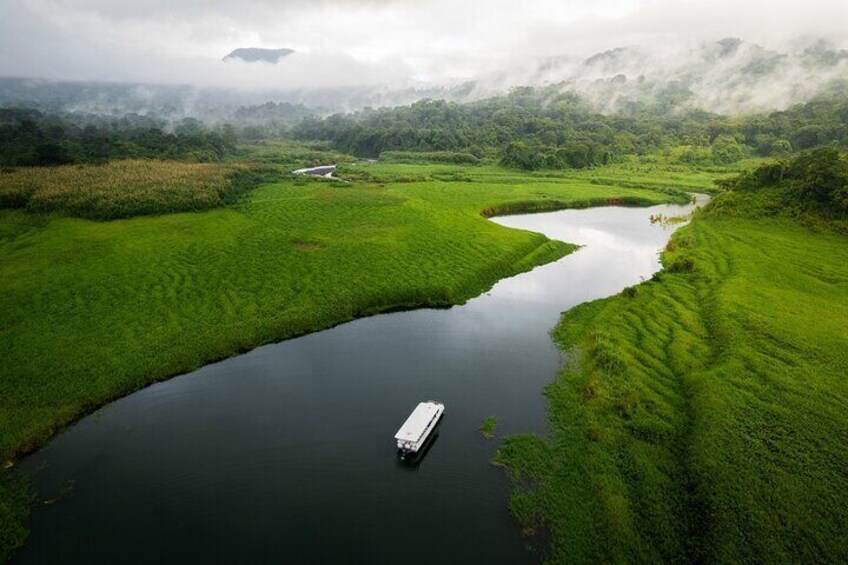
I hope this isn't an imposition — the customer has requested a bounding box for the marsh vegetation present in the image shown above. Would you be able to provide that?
[0,160,272,219]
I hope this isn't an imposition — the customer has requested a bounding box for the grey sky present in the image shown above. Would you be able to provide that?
[2,0,847,87]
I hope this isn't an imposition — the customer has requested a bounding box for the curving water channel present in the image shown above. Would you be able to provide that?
[16,197,704,564]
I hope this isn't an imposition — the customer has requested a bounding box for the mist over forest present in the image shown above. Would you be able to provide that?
[3,35,848,171]
[2,37,848,121]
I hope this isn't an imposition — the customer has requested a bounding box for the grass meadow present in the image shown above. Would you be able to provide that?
[0,158,715,559]
[1,161,698,461]
[497,191,848,562]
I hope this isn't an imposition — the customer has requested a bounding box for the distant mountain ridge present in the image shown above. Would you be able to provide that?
[223,48,295,64]
[2,38,847,118]
[469,38,848,115]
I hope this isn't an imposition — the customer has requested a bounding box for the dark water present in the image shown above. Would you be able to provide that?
[16,199,702,564]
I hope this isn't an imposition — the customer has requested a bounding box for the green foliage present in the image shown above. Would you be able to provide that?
[499,140,610,171]
[480,416,499,438]
[0,158,716,556]
[710,134,746,164]
[230,102,316,138]
[378,150,480,165]
[499,191,848,562]
[0,471,32,562]
[294,87,848,169]
[240,140,354,169]
[293,88,712,160]
[718,147,848,216]
[0,160,273,220]
[0,109,237,166]
[787,147,848,210]
[620,285,638,298]
[667,145,712,165]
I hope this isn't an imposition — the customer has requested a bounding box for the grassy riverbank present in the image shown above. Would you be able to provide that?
[0,159,715,559]
[498,189,848,562]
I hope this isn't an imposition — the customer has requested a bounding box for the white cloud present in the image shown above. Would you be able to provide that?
[1,0,847,87]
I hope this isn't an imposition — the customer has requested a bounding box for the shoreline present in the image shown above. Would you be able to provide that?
[4,195,689,466]
[2,176,694,561]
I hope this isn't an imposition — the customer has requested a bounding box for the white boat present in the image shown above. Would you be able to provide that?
[292,164,336,178]
[394,401,445,456]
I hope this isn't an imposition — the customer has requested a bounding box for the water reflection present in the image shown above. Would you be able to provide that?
[396,430,441,470]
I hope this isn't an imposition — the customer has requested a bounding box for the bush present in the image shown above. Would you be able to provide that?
[718,148,848,215]
[621,286,638,298]
[667,256,697,273]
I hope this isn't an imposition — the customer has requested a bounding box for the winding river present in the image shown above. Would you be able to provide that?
[16,197,703,564]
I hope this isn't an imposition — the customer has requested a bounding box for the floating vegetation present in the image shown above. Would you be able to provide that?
[480,416,499,438]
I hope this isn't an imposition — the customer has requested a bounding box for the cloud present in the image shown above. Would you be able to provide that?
[1,0,847,88]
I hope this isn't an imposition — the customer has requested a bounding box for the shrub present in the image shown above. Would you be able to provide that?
[621,286,638,298]
[667,256,697,273]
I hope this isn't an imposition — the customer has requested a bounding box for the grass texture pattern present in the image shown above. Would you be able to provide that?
[497,192,848,562]
[0,160,713,559]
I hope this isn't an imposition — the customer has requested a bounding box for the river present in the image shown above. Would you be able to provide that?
[15,197,702,564]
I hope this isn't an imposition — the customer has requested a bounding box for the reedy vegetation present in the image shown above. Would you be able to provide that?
[0,160,260,220]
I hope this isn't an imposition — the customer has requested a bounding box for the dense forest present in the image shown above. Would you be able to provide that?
[718,147,848,216]
[2,85,847,171]
[0,109,237,166]
[292,86,848,168]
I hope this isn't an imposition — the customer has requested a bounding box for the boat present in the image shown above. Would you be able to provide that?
[292,164,337,178]
[394,401,445,456]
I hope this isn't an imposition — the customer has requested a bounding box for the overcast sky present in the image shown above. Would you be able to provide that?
[2,0,847,88]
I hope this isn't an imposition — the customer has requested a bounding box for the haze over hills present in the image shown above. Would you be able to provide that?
[1,38,847,120]
[464,38,848,115]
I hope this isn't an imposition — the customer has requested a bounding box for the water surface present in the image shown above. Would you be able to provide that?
[17,199,701,564]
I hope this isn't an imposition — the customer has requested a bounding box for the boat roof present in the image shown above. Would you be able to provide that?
[394,401,443,442]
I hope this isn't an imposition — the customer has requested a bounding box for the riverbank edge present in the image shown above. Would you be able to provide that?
[495,197,848,562]
[494,218,702,561]
[493,198,705,562]
[2,192,686,562]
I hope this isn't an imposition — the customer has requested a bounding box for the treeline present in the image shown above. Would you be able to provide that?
[231,102,316,140]
[719,147,848,215]
[293,86,848,170]
[5,85,848,172]
[0,109,238,166]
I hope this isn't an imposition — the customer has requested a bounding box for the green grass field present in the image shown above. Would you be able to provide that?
[0,159,713,560]
[497,192,848,562]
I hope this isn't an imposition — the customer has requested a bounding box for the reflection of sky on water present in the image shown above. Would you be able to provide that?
[450,201,698,343]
